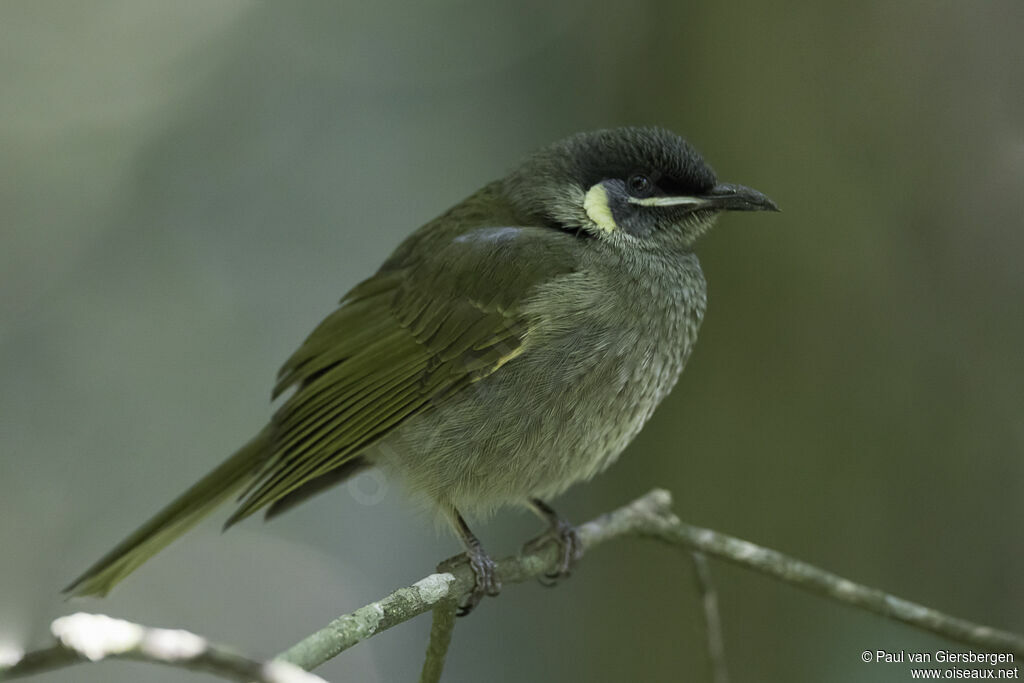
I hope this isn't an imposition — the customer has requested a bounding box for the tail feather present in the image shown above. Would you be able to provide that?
[63,429,270,598]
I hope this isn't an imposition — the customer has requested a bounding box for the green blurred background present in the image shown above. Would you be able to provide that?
[2,2,1022,681]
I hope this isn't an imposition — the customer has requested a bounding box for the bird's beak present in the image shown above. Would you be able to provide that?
[701,183,779,212]
[628,183,779,212]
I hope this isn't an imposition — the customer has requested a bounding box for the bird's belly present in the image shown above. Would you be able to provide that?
[373,333,685,516]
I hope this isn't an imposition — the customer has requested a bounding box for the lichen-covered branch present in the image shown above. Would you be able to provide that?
[273,489,683,670]
[0,613,324,682]
[276,489,1024,673]
[5,489,1021,683]
[274,573,460,671]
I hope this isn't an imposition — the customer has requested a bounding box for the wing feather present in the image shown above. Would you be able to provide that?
[225,224,579,525]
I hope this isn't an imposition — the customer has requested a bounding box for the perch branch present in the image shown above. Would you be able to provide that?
[276,488,1024,672]
[5,489,1021,682]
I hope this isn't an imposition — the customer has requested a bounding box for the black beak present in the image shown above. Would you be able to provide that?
[702,183,779,212]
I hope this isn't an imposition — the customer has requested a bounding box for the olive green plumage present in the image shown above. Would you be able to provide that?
[65,127,776,599]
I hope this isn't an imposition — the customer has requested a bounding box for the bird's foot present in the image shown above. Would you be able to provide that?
[523,515,582,587]
[438,544,501,616]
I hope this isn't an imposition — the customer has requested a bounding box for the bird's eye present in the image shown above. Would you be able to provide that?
[626,173,654,198]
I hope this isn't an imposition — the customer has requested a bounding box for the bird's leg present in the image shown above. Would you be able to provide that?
[523,498,582,585]
[438,508,500,616]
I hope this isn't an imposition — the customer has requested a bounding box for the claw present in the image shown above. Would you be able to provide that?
[523,499,583,585]
[443,508,501,616]
[455,546,501,616]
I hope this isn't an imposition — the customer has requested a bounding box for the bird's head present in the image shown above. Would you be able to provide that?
[503,127,777,252]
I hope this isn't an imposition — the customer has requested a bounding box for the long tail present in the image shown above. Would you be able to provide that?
[63,429,270,598]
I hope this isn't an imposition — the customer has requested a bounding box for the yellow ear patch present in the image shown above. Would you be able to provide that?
[583,183,618,232]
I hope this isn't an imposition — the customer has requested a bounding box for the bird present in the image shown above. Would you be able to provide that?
[64,126,777,613]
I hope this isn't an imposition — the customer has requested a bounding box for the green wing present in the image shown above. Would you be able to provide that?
[225,224,577,524]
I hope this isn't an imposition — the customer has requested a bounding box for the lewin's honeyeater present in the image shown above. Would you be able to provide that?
[65,127,777,613]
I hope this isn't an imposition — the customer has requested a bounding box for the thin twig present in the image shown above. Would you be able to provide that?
[0,613,324,682]
[633,499,1024,658]
[419,602,458,683]
[691,552,729,683]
